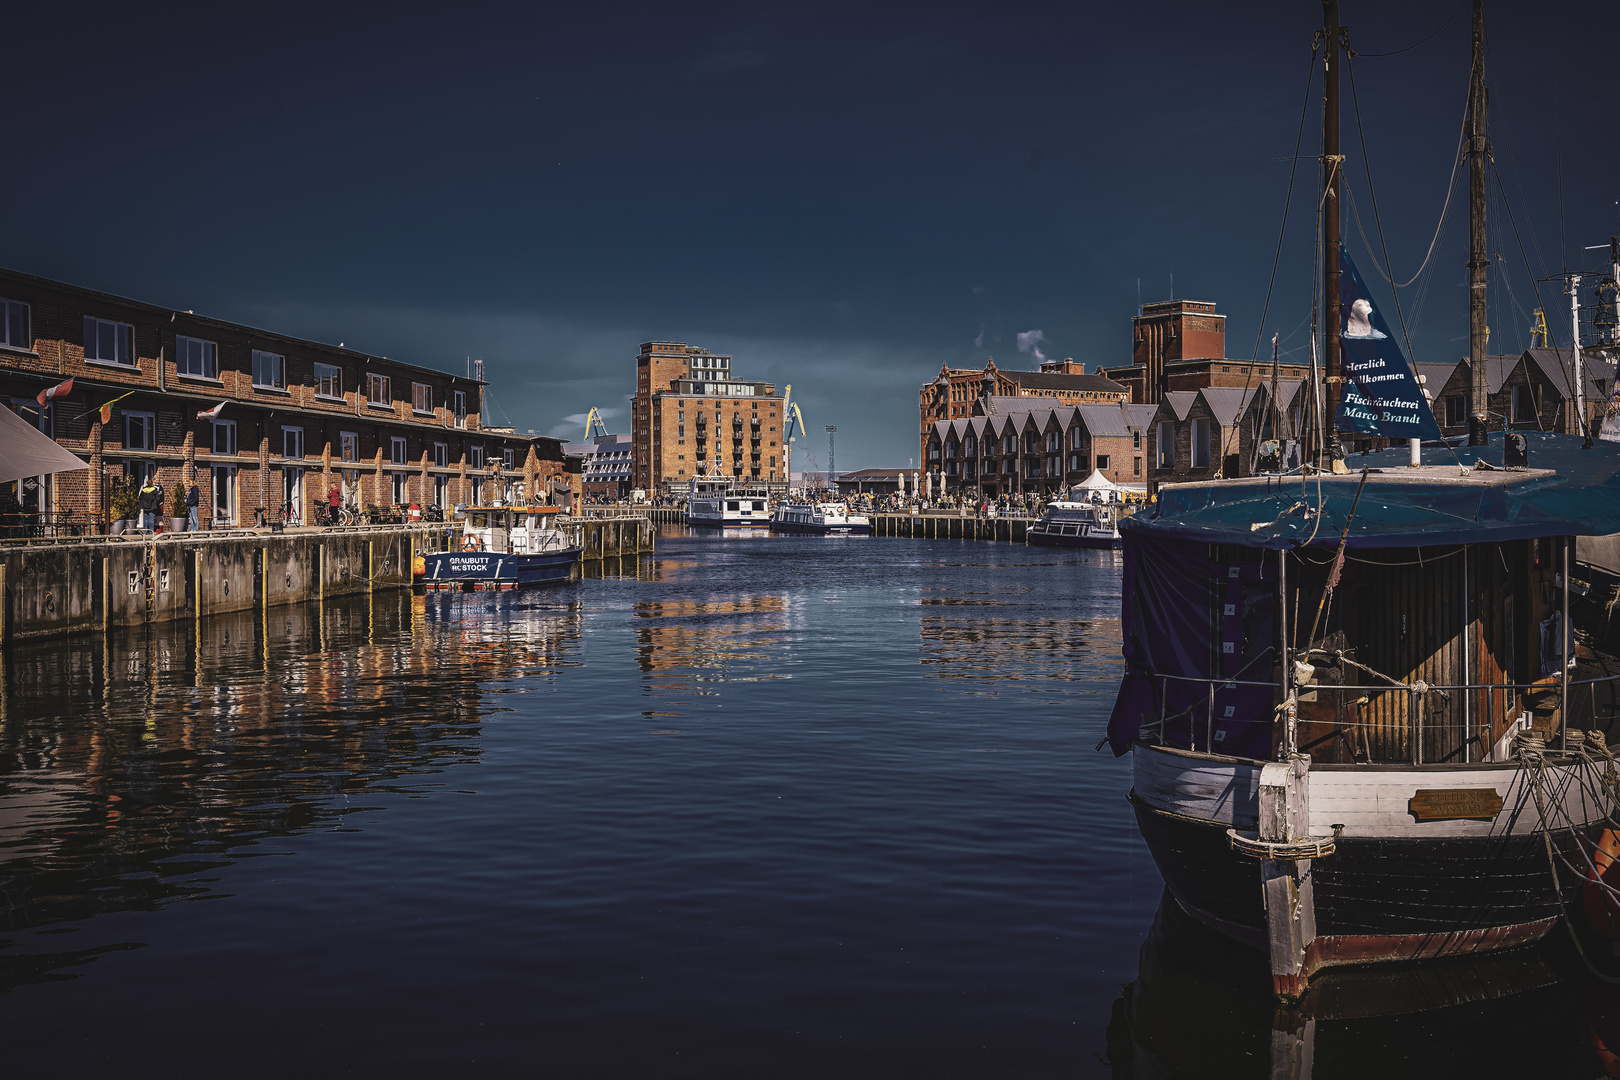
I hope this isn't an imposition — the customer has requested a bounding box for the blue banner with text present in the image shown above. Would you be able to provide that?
[1335,251,1443,440]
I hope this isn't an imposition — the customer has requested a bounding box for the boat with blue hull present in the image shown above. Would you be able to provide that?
[419,505,582,590]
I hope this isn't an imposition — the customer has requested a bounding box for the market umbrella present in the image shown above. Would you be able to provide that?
[0,405,90,485]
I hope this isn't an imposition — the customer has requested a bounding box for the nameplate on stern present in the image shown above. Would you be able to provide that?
[1407,788,1504,822]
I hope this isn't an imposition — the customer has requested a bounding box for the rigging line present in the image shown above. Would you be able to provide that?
[1345,52,1464,467]
[1216,41,1320,475]
[1348,0,1468,58]
[1493,166,1587,431]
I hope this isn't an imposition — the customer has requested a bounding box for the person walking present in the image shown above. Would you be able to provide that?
[137,476,162,532]
[186,483,200,531]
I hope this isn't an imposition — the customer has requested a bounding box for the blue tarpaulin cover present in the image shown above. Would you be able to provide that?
[1122,432,1620,551]
[1105,432,1620,754]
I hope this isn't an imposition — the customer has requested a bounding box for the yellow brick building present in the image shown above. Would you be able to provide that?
[632,342,790,495]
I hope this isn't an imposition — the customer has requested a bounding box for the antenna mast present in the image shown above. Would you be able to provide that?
[1466,0,1490,445]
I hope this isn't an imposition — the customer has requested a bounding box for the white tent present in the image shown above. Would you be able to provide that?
[0,405,89,486]
[1070,470,1122,501]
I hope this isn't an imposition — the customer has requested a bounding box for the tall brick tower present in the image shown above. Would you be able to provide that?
[1131,301,1225,403]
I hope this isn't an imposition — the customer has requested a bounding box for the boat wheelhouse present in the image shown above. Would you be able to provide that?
[770,501,872,535]
[1109,434,1620,997]
[687,479,771,528]
[418,505,581,589]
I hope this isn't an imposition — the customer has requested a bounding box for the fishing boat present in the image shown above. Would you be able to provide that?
[1110,0,1620,999]
[418,505,581,589]
[686,478,771,528]
[1026,501,1121,548]
[770,500,872,535]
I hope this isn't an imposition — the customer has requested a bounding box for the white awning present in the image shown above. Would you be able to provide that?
[1074,469,1121,492]
[0,405,90,485]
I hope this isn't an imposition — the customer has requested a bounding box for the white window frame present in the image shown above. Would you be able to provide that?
[368,373,391,406]
[1096,454,1111,471]
[85,316,134,366]
[125,410,156,452]
[0,298,29,351]
[453,390,467,428]
[340,431,359,463]
[211,419,237,456]
[433,441,448,468]
[433,474,448,508]
[502,447,514,470]
[251,349,285,389]
[314,362,341,399]
[283,426,304,460]
[412,381,433,414]
[390,436,407,465]
[212,465,237,525]
[391,472,407,504]
[470,445,484,469]
[176,335,218,379]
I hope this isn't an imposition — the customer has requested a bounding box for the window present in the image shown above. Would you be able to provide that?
[125,411,155,452]
[1096,454,1111,471]
[391,472,407,504]
[314,362,341,399]
[1070,428,1083,449]
[1134,456,1142,477]
[1004,435,1016,455]
[434,474,447,508]
[434,442,448,468]
[0,298,29,350]
[1047,431,1060,452]
[251,349,285,389]
[470,445,484,469]
[1512,384,1534,423]
[1156,422,1174,468]
[211,419,237,456]
[390,437,407,465]
[945,442,957,459]
[964,435,976,457]
[283,427,304,459]
[1070,453,1087,473]
[341,431,359,463]
[1133,431,1142,450]
[1444,394,1464,427]
[1192,417,1211,468]
[85,316,134,365]
[412,382,433,413]
[368,373,391,405]
[502,448,514,469]
[453,390,467,428]
[176,336,217,379]
[1025,432,1039,454]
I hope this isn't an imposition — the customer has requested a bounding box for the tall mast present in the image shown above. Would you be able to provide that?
[1322,0,1344,467]
[1467,0,1490,445]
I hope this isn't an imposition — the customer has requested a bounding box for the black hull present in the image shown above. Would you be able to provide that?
[769,521,872,535]
[1130,793,1569,967]
[1026,529,1120,549]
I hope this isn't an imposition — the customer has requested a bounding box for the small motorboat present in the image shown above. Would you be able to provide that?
[1027,501,1122,548]
[418,505,582,590]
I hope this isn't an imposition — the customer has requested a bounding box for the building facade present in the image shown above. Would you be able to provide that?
[917,357,1128,470]
[631,341,790,495]
[1429,350,1616,440]
[564,432,634,498]
[923,401,1158,497]
[0,267,571,528]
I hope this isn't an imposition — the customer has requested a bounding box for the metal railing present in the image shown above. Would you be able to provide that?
[1147,667,1620,765]
[0,511,94,539]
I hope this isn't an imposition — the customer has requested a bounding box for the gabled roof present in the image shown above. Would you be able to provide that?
[1074,403,1134,438]
[1200,386,1261,428]
[1122,404,1160,432]
[1413,361,1460,394]
[1161,391,1198,422]
[979,394,1062,416]
[1523,348,1617,400]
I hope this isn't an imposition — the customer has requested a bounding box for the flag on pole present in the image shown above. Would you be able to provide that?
[196,401,227,421]
[36,378,73,406]
[1334,251,1443,440]
[93,390,135,425]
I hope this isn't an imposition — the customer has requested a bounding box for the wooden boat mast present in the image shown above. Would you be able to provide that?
[1467,0,1490,445]
[1321,0,1344,469]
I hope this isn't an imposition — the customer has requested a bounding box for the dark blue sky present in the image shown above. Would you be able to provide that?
[7,1,1617,468]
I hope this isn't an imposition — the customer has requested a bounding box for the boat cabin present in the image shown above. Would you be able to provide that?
[461,505,570,555]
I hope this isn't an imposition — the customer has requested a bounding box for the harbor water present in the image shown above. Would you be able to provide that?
[0,531,1607,1076]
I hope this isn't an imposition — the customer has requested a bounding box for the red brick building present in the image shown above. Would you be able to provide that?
[0,267,572,529]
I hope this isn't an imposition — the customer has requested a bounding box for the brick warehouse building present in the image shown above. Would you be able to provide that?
[632,341,791,496]
[917,357,1129,468]
[0,268,574,529]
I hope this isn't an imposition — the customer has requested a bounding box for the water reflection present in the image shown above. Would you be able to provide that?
[0,590,581,994]
[1107,891,1605,1079]
[633,595,791,674]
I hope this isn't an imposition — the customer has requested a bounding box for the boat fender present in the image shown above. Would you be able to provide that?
[463,534,482,552]
[1585,829,1620,939]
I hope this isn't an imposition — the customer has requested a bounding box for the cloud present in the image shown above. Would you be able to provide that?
[1016,328,1047,362]
[973,325,985,349]
[551,406,624,440]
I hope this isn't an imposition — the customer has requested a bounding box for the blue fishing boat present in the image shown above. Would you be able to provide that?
[419,505,581,590]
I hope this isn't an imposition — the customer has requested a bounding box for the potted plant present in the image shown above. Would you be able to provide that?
[170,484,189,532]
[109,481,138,534]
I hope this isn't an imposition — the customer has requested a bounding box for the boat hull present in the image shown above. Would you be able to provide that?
[769,520,872,535]
[1027,527,1120,548]
[420,548,580,586]
[687,514,770,528]
[1129,741,1595,985]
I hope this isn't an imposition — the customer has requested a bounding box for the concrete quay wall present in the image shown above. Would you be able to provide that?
[0,526,454,644]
